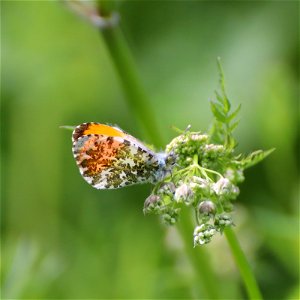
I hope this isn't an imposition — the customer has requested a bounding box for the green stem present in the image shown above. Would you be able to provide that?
[193,154,198,165]
[224,227,263,300]
[178,210,221,299]
[100,25,163,146]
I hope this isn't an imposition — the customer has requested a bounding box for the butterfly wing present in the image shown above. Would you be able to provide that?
[72,123,162,189]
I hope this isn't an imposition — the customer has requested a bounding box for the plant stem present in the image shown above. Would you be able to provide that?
[224,227,263,300]
[178,210,221,299]
[193,154,198,165]
[100,25,163,146]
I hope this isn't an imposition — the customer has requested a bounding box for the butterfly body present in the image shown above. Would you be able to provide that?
[72,123,171,189]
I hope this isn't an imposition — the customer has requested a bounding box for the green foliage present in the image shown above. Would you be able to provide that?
[209,58,241,150]
[237,148,275,169]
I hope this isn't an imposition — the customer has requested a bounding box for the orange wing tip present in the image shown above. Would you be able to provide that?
[72,122,126,142]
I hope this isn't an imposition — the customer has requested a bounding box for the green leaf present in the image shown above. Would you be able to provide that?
[227,135,237,150]
[224,96,231,114]
[215,91,231,114]
[214,101,226,115]
[210,102,227,122]
[239,148,275,169]
[229,120,240,132]
[228,104,241,122]
[209,122,223,144]
[215,90,224,104]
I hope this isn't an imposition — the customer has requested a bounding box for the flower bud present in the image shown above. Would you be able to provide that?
[161,208,180,225]
[157,182,176,197]
[186,157,192,163]
[193,224,216,246]
[190,133,209,142]
[214,213,233,231]
[165,135,187,153]
[190,176,211,196]
[225,168,245,184]
[174,183,193,204]
[198,200,216,216]
[143,194,161,214]
[213,178,232,196]
[235,169,245,183]
[224,168,235,182]
[162,214,176,225]
[204,144,225,153]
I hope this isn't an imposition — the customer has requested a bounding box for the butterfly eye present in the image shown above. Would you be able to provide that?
[166,152,177,166]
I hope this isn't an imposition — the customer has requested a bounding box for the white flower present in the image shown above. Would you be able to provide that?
[165,135,187,153]
[213,178,232,195]
[190,176,211,195]
[204,144,224,152]
[174,183,193,204]
[190,134,209,142]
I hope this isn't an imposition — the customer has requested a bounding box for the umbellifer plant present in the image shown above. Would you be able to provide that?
[144,59,274,247]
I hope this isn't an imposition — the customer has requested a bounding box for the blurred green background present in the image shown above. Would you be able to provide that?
[1,1,299,299]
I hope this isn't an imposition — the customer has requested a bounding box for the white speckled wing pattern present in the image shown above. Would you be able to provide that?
[72,123,167,189]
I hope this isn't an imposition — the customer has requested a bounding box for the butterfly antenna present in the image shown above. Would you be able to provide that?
[60,125,76,131]
[184,124,192,133]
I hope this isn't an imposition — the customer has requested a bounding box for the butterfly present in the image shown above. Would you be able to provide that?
[72,123,174,189]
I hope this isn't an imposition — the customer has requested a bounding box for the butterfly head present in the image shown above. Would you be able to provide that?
[152,151,177,183]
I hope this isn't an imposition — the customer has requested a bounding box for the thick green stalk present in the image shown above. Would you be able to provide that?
[100,26,163,146]
[224,227,263,300]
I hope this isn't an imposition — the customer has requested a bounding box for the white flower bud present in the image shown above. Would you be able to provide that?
[214,214,233,231]
[193,224,216,246]
[174,183,193,204]
[143,195,161,214]
[213,178,232,195]
[189,176,211,196]
[204,144,224,152]
[224,168,235,181]
[158,182,176,196]
[225,168,245,184]
[190,134,209,142]
[198,200,216,216]
[165,135,187,153]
